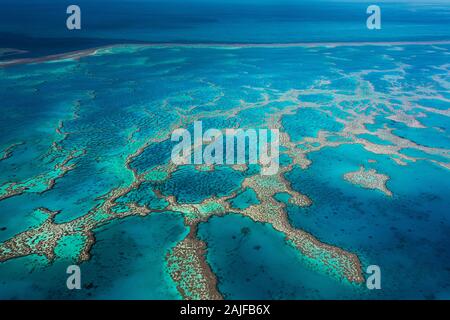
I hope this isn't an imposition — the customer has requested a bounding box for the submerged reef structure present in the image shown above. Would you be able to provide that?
[0,42,449,299]
[344,167,392,196]
[166,232,223,300]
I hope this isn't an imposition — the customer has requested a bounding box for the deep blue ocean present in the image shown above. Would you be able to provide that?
[1,0,450,58]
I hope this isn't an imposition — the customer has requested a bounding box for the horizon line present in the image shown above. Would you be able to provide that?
[1,40,450,68]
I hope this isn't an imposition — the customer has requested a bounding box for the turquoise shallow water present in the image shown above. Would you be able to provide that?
[0,1,449,300]
[282,108,344,141]
[0,43,448,299]
[198,214,364,300]
[286,145,450,299]
[0,213,187,299]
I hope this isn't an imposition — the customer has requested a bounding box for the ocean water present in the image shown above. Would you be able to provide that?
[0,213,187,299]
[0,0,450,300]
[286,145,450,299]
[1,0,450,60]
